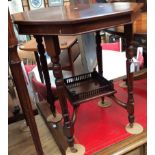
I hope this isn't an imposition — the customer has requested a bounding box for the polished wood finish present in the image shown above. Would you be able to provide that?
[13,3,143,35]
[64,71,116,105]
[35,36,56,117]
[44,35,76,151]
[13,2,143,154]
[124,24,135,126]
[8,12,44,155]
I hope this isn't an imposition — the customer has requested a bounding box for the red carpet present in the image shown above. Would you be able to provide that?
[55,79,147,154]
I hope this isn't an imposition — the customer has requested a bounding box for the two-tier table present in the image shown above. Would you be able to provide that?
[13,2,143,155]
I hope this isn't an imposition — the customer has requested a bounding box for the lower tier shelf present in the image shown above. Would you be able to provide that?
[64,71,117,105]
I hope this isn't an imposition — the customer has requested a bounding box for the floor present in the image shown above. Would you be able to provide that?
[8,115,61,155]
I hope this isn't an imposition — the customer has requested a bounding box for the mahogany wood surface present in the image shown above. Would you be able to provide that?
[13,2,143,154]
[35,36,57,117]
[13,2,143,35]
[44,35,76,151]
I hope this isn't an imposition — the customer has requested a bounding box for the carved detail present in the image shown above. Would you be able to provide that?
[44,36,76,151]
[126,43,135,126]
[35,36,56,117]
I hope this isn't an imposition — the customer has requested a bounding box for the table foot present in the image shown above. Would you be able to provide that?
[66,144,85,155]
[46,113,62,123]
[125,122,143,134]
[98,99,112,108]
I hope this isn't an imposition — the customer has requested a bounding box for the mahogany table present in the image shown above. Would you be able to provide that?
[13,2,143,154]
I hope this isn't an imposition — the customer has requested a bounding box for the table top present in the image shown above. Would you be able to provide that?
[13,2,143,35]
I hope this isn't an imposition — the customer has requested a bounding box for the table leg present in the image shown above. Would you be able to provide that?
[9,46,44,155]
[44,35,77,152]
[96,31,108,105]
[125,24,135,127]
[96,31,103,76]
[34,36,56,117]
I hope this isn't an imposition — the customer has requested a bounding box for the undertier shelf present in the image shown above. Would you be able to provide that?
[64,71,117,105]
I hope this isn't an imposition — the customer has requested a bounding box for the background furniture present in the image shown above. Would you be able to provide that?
[19,36,80,77]
[13,2,143,154]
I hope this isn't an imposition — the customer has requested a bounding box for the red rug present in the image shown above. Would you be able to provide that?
[55,79,147,154]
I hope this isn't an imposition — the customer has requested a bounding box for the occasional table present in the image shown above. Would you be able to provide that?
[13,2,143,154]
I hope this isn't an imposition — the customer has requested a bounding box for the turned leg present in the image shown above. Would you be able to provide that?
[126,45,135,127]
[34,36,56,117]
[44,35,76,152]
[96,30,103,76]
[96,31,109,105]
[96,31,104,102]
[125,24,134,127]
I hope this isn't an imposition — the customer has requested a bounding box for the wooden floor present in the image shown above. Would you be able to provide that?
[8,114,62,155]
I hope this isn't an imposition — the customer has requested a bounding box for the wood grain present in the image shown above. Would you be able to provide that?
[8,115,61,155]
[13,2,143,35]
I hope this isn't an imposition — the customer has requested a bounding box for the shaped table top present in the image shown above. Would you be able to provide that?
[13,2,143,35]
